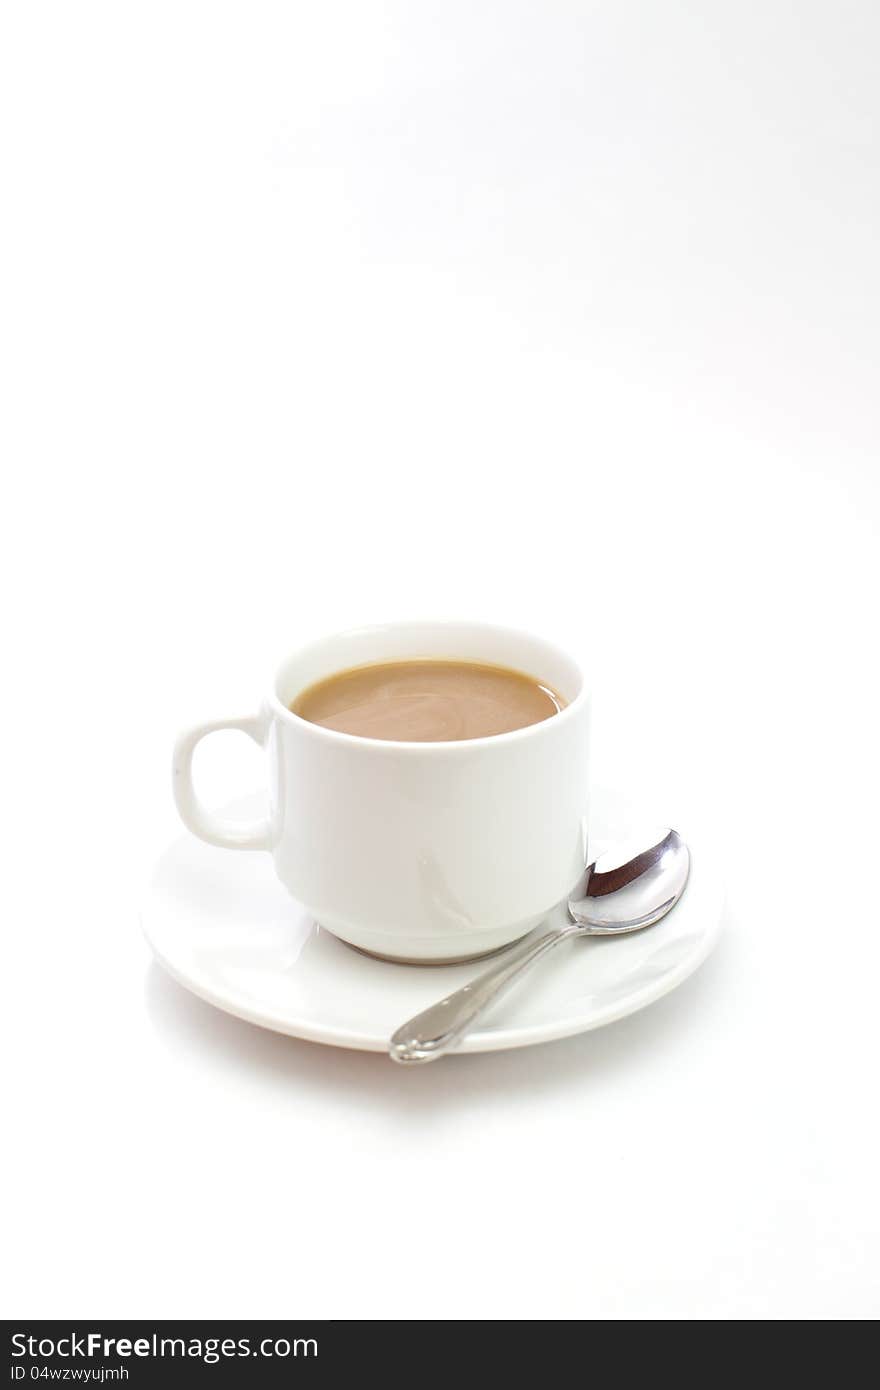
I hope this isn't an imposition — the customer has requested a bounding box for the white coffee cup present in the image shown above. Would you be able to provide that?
[173,621,590,962]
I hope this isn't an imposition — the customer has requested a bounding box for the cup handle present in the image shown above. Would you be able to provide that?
[172,712,274,850]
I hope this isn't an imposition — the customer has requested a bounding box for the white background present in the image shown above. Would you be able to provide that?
[3,1,879,1320]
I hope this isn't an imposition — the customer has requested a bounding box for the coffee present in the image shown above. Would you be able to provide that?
[292,659,566,742]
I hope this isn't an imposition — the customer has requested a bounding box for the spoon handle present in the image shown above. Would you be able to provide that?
[389,922,579,1063]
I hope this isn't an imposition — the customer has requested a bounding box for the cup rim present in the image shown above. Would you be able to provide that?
[267,620,588,754]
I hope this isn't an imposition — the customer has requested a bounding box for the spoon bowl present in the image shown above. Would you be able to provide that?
[570,828,690,934]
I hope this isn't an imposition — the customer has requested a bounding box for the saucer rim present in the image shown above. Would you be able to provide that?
[145,889,723,1053]
[142,788,724,1056]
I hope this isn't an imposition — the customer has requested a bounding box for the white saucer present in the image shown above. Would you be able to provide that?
[143,787,723,1055]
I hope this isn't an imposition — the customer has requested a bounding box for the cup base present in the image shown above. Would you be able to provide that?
[336,934,528,967]
[311,906,550,964]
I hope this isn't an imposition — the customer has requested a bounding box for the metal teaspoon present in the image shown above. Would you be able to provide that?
[389,828,690,1063]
